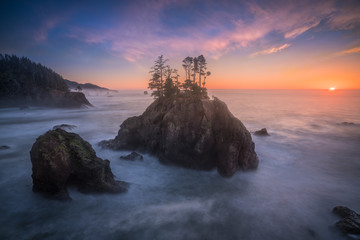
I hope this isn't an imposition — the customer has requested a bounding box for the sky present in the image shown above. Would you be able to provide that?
[1,0,359,89]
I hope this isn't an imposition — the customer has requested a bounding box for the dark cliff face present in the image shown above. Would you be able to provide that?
[101,96,259,177]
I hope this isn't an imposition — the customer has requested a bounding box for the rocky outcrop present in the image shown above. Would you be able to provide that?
[100,96,259,177]
[254,128,270,136]
[0,145,10,150]
[120,152,143,161]
[30,129,127,200]
[35,90,92,108]
[333,206,360,235]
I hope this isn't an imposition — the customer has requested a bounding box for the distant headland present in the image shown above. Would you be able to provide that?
[0,54,92,108]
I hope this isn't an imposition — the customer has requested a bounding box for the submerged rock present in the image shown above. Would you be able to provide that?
[100,96,258,177]
[30,129,127,200]
[333,206,360,235]
[120,152,143,161]
[0,145,10,150]
[254,128,270,136]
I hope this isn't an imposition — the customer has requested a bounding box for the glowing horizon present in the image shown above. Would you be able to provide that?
[1,0,359,90]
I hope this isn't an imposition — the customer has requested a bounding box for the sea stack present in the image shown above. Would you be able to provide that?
[100,96,259,177]
[30,129,127,200]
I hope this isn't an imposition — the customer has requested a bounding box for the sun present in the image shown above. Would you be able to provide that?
[329,87,336,91]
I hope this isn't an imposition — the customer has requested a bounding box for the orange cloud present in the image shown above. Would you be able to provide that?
[339,46,360,55]
[250,44,291,57]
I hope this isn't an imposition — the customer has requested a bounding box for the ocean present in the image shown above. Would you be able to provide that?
[0,89,359,240]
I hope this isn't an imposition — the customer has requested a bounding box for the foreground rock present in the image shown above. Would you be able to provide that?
[100,96,258,177]
[333,206,360,235]
[254,128,270,136]
[30,129,127,200]
[120,152,143,161]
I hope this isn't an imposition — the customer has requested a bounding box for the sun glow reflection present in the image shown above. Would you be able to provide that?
[329,87,336,91]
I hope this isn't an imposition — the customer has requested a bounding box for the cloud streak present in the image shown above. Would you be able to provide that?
[339,46,360,55]
[250,44,291,57]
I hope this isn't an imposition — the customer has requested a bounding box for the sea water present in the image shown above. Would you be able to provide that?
[0,89,359,240]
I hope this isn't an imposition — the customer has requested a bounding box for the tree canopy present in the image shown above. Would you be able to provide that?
[148,55,211,99]
[0,54,69,97]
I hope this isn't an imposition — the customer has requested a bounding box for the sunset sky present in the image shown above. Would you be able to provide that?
[1,0,359,89]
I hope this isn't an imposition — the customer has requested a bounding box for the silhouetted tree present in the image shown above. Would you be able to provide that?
[182,56,193,81]
[192,57,199,84]
[149,55,168,98]
[148,72,161,98]
[197,55,207,87]
[203,71,211,87]
[172,68,180,88]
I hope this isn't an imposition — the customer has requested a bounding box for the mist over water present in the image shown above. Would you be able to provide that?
[0,90,359,240]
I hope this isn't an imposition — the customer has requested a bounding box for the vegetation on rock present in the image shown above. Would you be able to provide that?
[148,55,210,99]
[31,129,127,200]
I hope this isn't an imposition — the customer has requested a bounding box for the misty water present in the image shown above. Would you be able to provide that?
[0,89,359,240]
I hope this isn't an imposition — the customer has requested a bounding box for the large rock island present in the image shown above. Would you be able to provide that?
[0,54,91,108]
[100,96,259,177]
[31,129,127,200]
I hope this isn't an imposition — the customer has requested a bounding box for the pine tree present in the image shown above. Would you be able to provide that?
[148,55,168,98]
[197,55,207,87]
[182,56,193,81]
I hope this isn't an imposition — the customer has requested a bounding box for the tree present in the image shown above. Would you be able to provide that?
[203,71,211,87]
[148,72,161,98]
[148,55,168,98]
[182,56,193,81]
[197,55,207,87]
[172,68,180,88]
[163,78,179,98]
[75,85,82,92]
[192,57,199,84]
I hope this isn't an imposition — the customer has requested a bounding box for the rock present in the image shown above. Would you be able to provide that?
[120,152,144,161]
[43,90,92,108]
[52,124,77,131]
[30,129,127,200]
[333,206,360,235]
[100,96,258,177]
[0,145,10,150]
[338,122,357,126]
[144,91,148,95]
[254,128,270,136]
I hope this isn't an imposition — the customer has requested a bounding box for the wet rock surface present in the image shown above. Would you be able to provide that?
[30,129,127,200]
[254,128,270,136]
[333,206,360,235]
[120,152,144,161]
[100,96,259,177]
[0,145,10,150]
